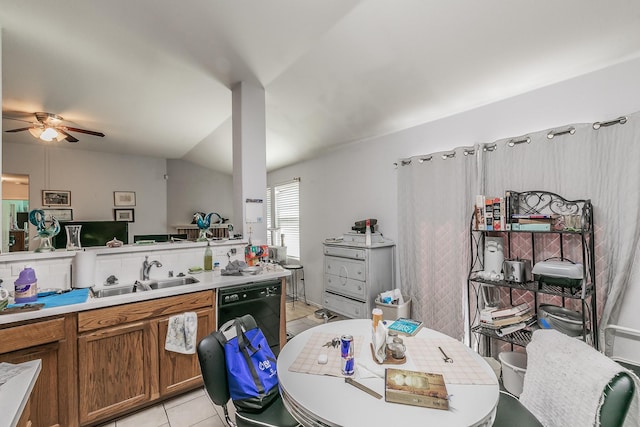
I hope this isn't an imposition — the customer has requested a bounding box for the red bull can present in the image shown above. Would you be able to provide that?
[340,334,354,376]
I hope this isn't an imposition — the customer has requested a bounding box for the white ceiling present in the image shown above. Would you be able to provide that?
[2,1,640,174]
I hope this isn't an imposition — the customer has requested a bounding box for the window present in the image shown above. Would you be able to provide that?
[266,179,300,259]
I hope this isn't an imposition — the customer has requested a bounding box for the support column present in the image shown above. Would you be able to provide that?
[232,81,267,245]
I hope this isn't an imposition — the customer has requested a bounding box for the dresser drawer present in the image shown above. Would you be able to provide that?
[323,292,366,319]
[324,274,366,300]
[324,256,366,283]
[323,245,366,260]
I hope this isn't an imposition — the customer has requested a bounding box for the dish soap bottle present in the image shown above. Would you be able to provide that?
[204,242,213,271]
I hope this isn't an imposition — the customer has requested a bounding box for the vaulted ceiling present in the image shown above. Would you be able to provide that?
[2,1,640,174]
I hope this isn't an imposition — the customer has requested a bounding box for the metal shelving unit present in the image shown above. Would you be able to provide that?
[468,190,598,355]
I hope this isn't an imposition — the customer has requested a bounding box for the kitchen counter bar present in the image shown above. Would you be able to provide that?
[0,268,290,325]
[0,359,41,427]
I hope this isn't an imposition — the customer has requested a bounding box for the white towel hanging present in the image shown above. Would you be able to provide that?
[165,312,198,354]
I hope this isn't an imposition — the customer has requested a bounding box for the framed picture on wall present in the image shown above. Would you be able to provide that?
[42,190,71,207]
[114,208,135,222]
[42,208,73,222]
[114,191,136,206]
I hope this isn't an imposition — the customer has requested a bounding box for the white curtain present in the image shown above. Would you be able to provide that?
[397,149,479,340]
[398,111,640,351]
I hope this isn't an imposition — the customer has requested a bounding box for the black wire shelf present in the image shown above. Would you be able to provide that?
[472,324,533,348]
[469,274,594,299]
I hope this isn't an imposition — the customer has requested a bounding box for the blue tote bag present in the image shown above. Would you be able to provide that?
[215,317,279,412]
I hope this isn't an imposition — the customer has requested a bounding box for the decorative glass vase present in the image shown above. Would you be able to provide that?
[29,209,61,252]
[36,235,56,252]
[197,227,209,242]
[65,225,82,250]
[194,212,215,242]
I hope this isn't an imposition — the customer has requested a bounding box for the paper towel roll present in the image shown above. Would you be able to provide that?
[73,250,96,288]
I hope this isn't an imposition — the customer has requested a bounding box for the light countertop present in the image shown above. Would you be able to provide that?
[0,268,290,325]
[0,359,41,427]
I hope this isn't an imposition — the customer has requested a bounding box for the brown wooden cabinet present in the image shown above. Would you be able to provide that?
[9,229,26,252]
[76,291,215,425]
[77,321,156,425]
[0,315,77,427]
[157,307,215,397]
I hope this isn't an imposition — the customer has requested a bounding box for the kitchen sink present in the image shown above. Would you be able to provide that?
[92,285,138,298]
[92,276,199,298]
[148,276,199,290]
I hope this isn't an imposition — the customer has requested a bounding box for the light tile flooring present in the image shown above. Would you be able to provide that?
[99,302,344,427]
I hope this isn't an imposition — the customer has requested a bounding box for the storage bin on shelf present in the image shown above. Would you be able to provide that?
[375,295,411,320]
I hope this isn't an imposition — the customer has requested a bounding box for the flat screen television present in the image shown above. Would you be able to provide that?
[53,221,128,249]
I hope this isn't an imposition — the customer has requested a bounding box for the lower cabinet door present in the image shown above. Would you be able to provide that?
[78,321,155,425]
[157,307,215,397]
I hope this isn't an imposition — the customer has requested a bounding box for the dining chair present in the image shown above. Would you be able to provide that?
[493,329,636,427]
[196,314,300,427]
[493,372,634,427]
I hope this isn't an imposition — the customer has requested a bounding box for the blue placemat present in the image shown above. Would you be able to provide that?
[9,288,90,309]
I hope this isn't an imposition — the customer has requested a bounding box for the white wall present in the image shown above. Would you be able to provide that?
[268,56,640,322]
[166,159,234,229]
[3,142,167,245]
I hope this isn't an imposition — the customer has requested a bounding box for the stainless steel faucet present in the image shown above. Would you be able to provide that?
[142,256,162,280]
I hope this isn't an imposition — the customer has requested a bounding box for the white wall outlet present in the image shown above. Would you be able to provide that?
[11,264,23,276]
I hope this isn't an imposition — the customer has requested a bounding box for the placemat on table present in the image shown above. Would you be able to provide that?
[406,337,498,385]
[288,332,364,377]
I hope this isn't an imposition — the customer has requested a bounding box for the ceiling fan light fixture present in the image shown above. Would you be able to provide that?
[40,127,59,141]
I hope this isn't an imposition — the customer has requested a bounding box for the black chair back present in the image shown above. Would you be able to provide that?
[197,332,230,407]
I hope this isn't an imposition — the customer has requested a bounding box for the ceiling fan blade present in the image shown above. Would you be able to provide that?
[5,127,33,133]
[58,129,79,143]
[65,127,105,137]
[2,110,38,123]
[2,116,35,124]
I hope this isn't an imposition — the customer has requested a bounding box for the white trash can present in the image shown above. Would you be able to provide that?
[374,296,411,320]
[498,351,527,397]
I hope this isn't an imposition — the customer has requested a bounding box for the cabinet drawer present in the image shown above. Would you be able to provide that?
[324,274,366,300]
[324,245,366,260]
[325,256,366,283]
[0,317,66,354]
[78,291,214,333]
[323,292,366,319]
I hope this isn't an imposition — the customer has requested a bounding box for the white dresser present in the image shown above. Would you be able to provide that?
[322,240,395,319]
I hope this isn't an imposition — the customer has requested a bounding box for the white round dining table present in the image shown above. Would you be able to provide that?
[277,319,499,427]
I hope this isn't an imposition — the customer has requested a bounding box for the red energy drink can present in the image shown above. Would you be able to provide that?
[340,334,354,376]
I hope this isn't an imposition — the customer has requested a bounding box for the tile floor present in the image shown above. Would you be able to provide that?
[99,302,344,427]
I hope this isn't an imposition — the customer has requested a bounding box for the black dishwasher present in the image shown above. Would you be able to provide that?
[217,280,282,355]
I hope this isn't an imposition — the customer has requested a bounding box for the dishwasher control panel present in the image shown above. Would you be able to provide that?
[218,280,282,307]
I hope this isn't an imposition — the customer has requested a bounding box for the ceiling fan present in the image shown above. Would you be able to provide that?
[3,112,105,143]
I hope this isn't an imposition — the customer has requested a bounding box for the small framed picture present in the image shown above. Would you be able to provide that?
[42,190,71,207]
[114,191,136,206]
[114,208,135,222]
[43,208,73,222]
